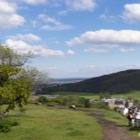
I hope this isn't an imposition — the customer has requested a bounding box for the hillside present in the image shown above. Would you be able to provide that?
[41,69,140,94]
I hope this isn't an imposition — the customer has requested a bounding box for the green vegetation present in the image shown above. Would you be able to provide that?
[0,104,103,140]
[35,91,140,109]
[36,95,86,107]
[42,69,140,94]
[0,118,19,133]
[0,44,48,119]
[91,102,110,110]
[1,43,140,139]
[46,91,140,101]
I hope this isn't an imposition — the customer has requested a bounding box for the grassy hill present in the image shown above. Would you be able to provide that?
[1,104,138,139]
[0,104,103,140]
[43,69,140,94]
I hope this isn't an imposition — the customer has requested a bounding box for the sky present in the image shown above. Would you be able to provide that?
[1,0,140,78]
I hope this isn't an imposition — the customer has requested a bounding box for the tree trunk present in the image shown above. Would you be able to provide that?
[0,106,10,119]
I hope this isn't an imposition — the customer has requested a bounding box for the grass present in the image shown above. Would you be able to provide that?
[56,91,100,100]
[56,91,140,101]
[1,91,140,139]
[81,91,140,101]
[0,104,103,140]
[97,108,140,138]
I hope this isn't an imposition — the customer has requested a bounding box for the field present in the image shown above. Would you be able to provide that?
[1,91,140,140]
[56,91,140,101]
[0,104,103,140]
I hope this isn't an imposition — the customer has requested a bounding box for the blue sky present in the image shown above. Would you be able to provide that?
[1,0,140,78]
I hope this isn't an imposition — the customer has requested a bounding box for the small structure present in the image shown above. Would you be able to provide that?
[101,98,126,109]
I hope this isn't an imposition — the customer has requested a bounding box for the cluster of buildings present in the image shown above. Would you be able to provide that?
[101,98,134,115]
[101,98,133,109]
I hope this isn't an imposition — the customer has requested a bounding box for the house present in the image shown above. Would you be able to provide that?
[101,98,126,109]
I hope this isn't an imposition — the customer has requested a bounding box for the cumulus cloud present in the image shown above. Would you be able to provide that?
[9,34,41,42]
[99,14,116,22]
[65,0,96,11]
[38,14,73,31]
[122,3,140,22]
[5,39,64,57]
[17,0,47,5]
[67,49,75,55]
[66,29,140,48]
[84,48,110,54]
[119,48,134,53]
[0,0,25,30]
[44,64,140,78]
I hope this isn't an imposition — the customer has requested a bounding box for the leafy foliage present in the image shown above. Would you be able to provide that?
[91,102,110,110]
[36,95,87,107]
[0,119,19,133]
[37,96,49,104]
[0,44,47,119]
[99,92,111,100]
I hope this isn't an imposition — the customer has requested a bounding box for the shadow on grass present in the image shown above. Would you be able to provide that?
[128,127,140,132]
[67,130,84,136]
[115,124,129,127]
[7,114,32,119]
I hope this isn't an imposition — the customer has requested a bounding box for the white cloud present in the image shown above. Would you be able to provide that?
[0,0,16,14]
[67,49,75,55]
[66,29,140,48]
[38,14,61,25]
[0,0,25,30]
[9,34,41,42]
[84,48,109,54]
[5,39,64,57]
[122,3,140,22]
[41,24,73,31]
[38,14,73,31]
[99,14,116,22]
[43,64,140,78]
[119,48,134,53]
[20,0,47,5]
[65,0,96,11]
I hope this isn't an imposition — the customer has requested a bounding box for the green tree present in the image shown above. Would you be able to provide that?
[0,44,48,119]
[99,92,111,100]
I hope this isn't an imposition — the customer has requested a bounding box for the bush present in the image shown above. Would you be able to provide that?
[37,96,48,104]
[0,119,19,133]
[91,102,110,110]
[45,95,86,107]
[84,99,91,108]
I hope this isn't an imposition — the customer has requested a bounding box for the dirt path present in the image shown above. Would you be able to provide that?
[81,109,140,140]
[56,106,140,140]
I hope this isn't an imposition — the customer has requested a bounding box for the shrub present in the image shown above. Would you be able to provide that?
[84,99,91,108]
[91,102,110,110]
[0,119,19,133]
[37,96,48,104]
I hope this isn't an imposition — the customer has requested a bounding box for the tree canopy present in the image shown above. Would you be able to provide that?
[0,44,48,119]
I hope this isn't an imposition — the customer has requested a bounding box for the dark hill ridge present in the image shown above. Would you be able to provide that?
[48,69,140,93]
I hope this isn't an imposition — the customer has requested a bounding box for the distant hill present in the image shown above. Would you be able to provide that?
[43,69,140,94]
[48,78,86,85]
